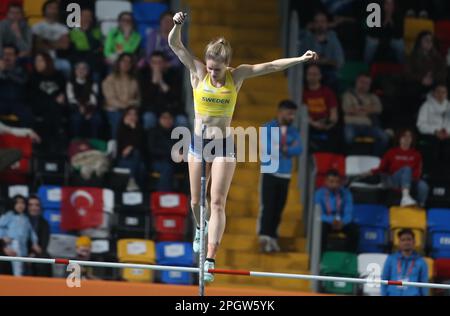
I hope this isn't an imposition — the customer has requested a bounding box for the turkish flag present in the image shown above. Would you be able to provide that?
[61,187,104,231]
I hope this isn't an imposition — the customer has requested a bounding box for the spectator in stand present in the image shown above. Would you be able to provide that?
[0,4,32,58]
[27,52,66,152]
[75,236,98,280]
[102,53,140,138]
[116,106,146,191]
[381,229,428,296]
[139,51,186,130]
[32,0,71,78]
[147,111,184,191]
[145,11,181,70]
[26,195,52,277]
[0,195,41,276]
[258,100,303,253]
[104,12,141,65]
[314,169,358,252]
[342,73,389,156]
[416,83,450,169]
[367,129,429,207]
[364,0,405,64]
[0,120,41,172]
[0,45,32,127]
[406,31,447,94]
[67,61,103,139]
[68,7,103,80]
[300,11,345,91]
[303,64,340,153]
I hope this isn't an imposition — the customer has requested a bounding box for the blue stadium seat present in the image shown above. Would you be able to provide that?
[428,208,450,258]
[156,242,193,266]
[353,204,389,253]
[156,242,194,285]
[132,2,168,48]
[37,185,61,210]
[43,208,63,234]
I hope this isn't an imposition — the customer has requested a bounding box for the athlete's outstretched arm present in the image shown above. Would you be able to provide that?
[168,12,204,78]
[233,50,318,82]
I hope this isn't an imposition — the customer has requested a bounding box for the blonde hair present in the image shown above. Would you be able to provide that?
[205,37,232,65]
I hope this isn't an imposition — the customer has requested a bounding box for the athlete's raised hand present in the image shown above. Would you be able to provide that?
[173,12,187,25]
[301,50,319,62]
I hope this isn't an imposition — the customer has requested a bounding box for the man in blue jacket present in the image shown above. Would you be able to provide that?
[381,229,429,296]
[315,169,358,252]
[259,100,303,253]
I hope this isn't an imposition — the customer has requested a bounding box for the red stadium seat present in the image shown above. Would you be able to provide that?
[313,153,345,188]
[150,192,188,216]
[434,258,450,279]
[154,214,186,241]
[435,20,450,56]
[0,134,32,183]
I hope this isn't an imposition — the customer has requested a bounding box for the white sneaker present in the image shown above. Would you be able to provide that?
[401,195,418,207]
[193,221,208,253]
[259,235,272,253]
[270,238,281,252]
[203,260,215,283]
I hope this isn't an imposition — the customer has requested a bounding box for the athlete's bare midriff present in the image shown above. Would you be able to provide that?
[193,114,233,139]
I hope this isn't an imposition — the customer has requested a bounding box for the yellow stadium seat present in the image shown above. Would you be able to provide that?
[122,268,153,282]
[23,0,45,17]
[117,239,156,264]
[404,17,435,54]
[389,206,426,230]
[424,257,434,281]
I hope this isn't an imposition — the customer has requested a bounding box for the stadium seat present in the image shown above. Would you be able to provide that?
[390,206,427,252]
[95,0,132,22]
[427,210,450,258]
[23,0,44,18]
[435,20,450,56]
[119,191,149,213]
[132,2,168,47]
[320,251,358,294]
[424,257,434,281]
[338,62,369,91]
[357,253,388,296]
[37,185,61,210]
[5,184,29,198]
[353,204,389,253]
[122,268,153,282]
[350,186,389,205]
[154,214,187,241]
[117,239,155,264]
[151,192,189,216]
[404,17,435,54]
[0,134,32,183]
[345,156,381,177]
[313,153,346,188]
[156,242,194,285]
[32,153,68,187]
[47,234,77,258]
[434,258,450,279]
[426,181,450,208]
[43,208,63,234]
[115,206,151,239]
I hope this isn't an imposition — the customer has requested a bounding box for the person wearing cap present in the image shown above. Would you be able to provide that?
[75,236,99,280]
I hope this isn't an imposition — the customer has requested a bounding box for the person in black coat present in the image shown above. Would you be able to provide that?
[147,111,184,191]
[0,239,13,275]
[26,195,52,277]
[116,106,147,191]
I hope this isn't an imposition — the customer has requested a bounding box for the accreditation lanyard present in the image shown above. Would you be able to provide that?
[325,189,342,219]
[397,257,416,279]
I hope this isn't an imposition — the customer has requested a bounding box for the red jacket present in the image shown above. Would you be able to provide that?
[372,147,423,180]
